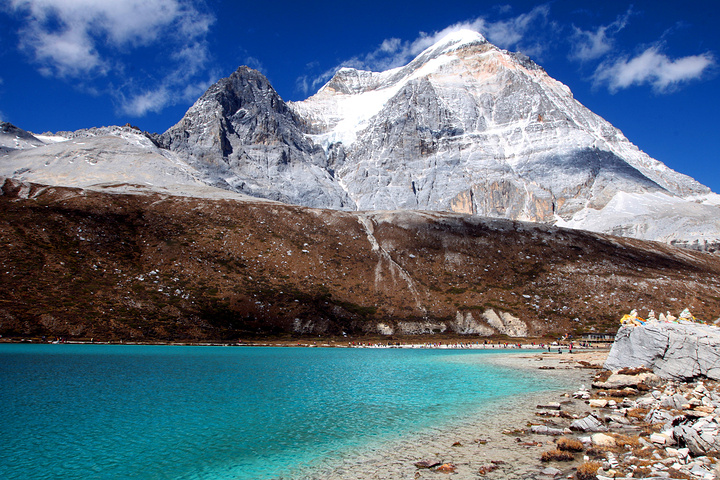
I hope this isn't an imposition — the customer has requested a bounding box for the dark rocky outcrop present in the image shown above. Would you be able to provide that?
[0,122,44,153]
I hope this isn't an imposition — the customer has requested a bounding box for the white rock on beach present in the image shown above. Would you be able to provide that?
[604,321,720,380]
[570,414,607,432]
[591,433,616,447]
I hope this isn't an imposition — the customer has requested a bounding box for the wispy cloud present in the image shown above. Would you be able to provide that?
[478,4,551,55]
[569,7,633,62]
[120,87,170,117]
[243,56,266,74]
[117,73,217,116]
[297,4,552,95]
[8,0,215,116]
[569,7,715,94]
[593,46,715,93]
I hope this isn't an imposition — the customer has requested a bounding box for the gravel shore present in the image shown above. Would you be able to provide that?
[302,349,609,480]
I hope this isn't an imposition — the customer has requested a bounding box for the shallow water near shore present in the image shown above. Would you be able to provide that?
[0,344,578,480]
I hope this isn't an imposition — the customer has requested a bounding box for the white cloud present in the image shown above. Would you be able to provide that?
[10,0,209,76]
[570,7,633,62]
[118,69,218,116]
[479,4,550,53]
[9,0,215,116]
[295,75,310,96]
[181,78,214,103]
[29,25,107,77]
[594,47,715,93]
[298,5,551,95]
[121,87,170,116]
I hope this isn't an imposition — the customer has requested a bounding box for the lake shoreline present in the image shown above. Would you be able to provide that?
[299,349,609,479]
[0,335,611,350]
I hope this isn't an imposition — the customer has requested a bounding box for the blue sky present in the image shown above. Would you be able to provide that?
[1,0,718,192]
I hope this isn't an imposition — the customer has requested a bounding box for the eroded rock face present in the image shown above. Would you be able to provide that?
[604,322,720,380]
[161,67,353,209]
[369,310,527,337]
[481,309,528,337]
[452,311,495,335]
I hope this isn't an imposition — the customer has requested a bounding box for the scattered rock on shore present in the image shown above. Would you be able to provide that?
[530,366,720,479]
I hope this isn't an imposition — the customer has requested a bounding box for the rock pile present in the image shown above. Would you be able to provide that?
[529,367,720,479]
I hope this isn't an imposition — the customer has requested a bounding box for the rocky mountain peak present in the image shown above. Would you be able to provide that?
[423,28,488,56]
[160,66,353,208]
[196,66,293,121]
[321,68,383,95]
[313,30,492,101]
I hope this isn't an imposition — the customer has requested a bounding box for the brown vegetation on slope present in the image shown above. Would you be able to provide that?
[1,178,720,342]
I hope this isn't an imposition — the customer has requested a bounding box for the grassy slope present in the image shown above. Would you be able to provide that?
[2,179,720,342]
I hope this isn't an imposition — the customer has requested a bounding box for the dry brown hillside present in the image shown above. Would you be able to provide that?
[2,179,720,342]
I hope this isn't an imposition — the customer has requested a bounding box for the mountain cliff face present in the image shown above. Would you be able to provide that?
[163,30,720,249]
[159,67,352,208]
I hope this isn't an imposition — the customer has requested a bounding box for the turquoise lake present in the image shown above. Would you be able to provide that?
[0,344,565,479]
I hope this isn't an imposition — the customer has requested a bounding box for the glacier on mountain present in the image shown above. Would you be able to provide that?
[1,29,718,250]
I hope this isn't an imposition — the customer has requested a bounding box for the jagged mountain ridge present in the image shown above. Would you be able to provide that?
[290,31,719,237]
[1,30,719,249]
[160,67,353,208]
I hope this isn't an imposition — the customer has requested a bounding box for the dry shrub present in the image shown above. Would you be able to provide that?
[541,448,575,462]
[634,446,658,460]
[477,463,498,475]
[667,468,694,480]
[594,370,612,382]
[626,407,650,420]
[436,463,456,473]
[576,461,601,480]
[557,437,584,452]
[647,423,663,433]
[606,387,638,397]
[617,366,653,375]
[614,434,640,449]
[633,466,652,477]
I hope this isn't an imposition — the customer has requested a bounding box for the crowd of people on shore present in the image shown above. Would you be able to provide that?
[346,340,597,350]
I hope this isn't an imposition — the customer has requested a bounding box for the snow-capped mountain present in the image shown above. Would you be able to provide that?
[2,30,719,249]
[290,30,720,247]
